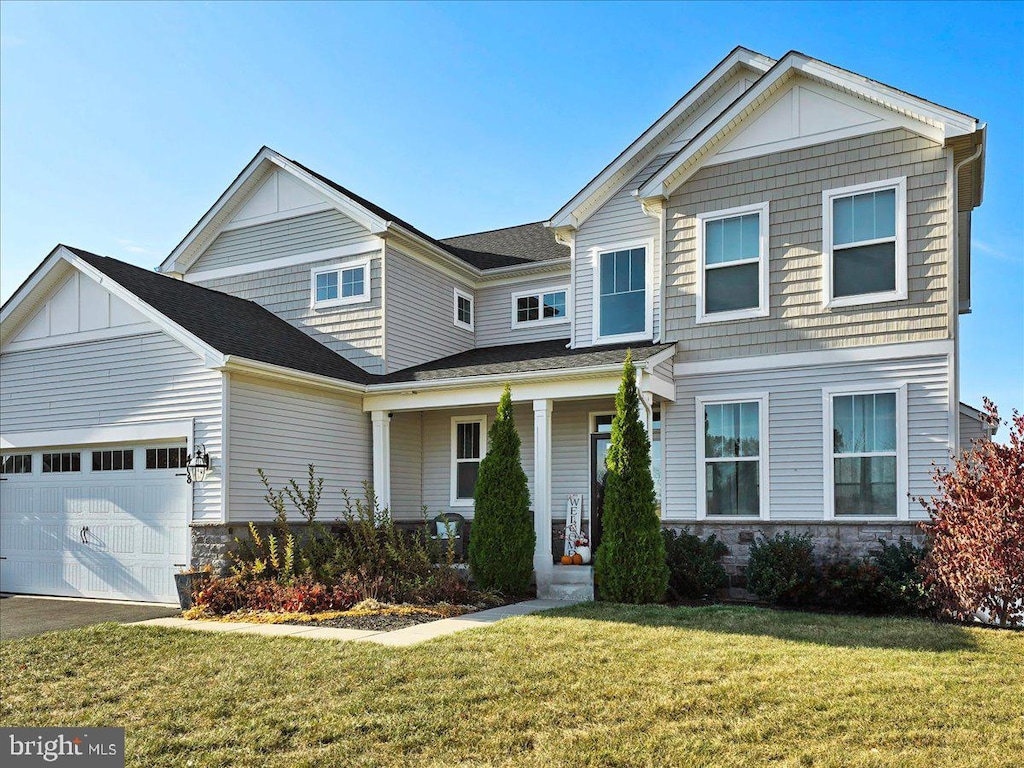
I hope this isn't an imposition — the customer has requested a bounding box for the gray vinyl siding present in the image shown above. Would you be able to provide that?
[665,353,951,522]
[198,253,385,374]
[664,129,951,360]
[226,374,371,521]
[384,247,474,373]
[0,331,224,521]
[401,399,605,523]
[574,154,663,346]
[191,209,377,273]
[390,410,423,516]
[475,274,573,348]
[958,410,990,452]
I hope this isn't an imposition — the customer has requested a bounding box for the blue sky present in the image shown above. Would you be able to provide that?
[1,1,1021,419]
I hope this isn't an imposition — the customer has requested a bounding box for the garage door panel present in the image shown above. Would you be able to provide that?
[0,445,190,603]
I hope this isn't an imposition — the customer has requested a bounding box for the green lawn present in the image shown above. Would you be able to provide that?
[2,603,1021,767]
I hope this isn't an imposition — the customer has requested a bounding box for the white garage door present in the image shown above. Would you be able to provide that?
[0,444,190,603]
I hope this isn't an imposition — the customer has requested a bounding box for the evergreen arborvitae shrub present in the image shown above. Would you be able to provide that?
[594,352,669,603]
[468,384,536,595]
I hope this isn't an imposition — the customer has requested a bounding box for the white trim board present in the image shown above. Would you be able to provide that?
[2,419,194,451]
[184,241,381,284]
[673,340,953,376]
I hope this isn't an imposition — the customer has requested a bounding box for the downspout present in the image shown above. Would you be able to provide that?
[949,137,985,456]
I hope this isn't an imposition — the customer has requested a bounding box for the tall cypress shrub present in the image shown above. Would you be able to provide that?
[468,384,536,595]
[594,351,668,603]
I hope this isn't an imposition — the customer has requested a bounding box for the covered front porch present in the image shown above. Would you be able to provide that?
[362,339,675,598]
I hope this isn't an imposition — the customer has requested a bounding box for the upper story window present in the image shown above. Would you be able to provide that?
[1,454,32,474]
[310,259,370,309]
[822,178,907,308]
[453,288,474,331]
[595,243,650,342]
[825,387,906,519]
[696,202,770,323]
[513,287,569,327]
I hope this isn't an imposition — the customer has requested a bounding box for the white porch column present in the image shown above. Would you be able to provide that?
[371,411,391,513]
[533,399,553,588]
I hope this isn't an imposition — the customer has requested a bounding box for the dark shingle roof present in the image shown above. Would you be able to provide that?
[283,153,567,271]
[68,247,376,385]
[379,338,674,384]
[439,222,569,269]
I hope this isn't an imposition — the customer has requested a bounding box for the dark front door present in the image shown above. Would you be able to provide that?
[590,432,612,551]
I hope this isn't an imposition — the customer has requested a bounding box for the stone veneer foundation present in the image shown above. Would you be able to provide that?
[663,521,926,592]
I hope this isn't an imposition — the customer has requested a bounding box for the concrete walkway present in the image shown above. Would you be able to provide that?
[130,598,581,646]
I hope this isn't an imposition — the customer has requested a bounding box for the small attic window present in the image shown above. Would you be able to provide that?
[311,260,370,309]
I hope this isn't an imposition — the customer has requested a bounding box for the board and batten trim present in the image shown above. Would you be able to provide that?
[821,381,909,521]
[184,241,381,284]
[674,339,953,376]
[695,392,771,521]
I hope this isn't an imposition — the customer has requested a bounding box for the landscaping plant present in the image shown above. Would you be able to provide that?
[662,528,727,600]
[594,352,669,603]
[745,531,816,605]
[919,399,1024,626]
[468,383,536,596]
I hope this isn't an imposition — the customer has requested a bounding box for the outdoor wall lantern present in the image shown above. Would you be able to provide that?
[185,445,211,484]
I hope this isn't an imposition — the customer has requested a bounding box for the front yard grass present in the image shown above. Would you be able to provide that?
[2,602,1021,767]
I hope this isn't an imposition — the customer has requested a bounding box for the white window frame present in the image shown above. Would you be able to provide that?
[695,201,771,324]
[822,382,908,521]
[592,238,654,345]
[310,258,371,309]
[453,287,475,331]
[695,392,770,520]
[511,285,571,329]
[822,177,907,308]
[450,415,487,507]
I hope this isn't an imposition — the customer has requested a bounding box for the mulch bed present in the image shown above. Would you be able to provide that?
[285,611,448,632]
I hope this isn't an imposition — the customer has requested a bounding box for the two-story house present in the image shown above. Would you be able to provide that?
[0,48,988,602]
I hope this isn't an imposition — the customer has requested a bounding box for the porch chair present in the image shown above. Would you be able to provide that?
[430,512,466,559]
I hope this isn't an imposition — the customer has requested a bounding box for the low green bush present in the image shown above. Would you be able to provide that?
[662,529,727,600]
[745,532,816,605]
[817,558,884,613]
[873,537,931,615]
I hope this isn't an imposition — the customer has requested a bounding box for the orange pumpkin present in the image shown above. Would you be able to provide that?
[571,553,583,565]
[560,555,573,565]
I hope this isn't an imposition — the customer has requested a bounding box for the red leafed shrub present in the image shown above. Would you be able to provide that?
[194,573,362,615]
[919,399,1024,627]
[193,576,249,614]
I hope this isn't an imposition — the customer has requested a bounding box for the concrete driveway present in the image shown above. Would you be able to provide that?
[0,594,178,641]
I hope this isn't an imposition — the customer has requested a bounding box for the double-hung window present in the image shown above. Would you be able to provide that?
[311,259,370,309]
[822,178,907,307]
[596,243,650,341]
[697,395,768,518]
[825,387,906,518]
[696,202,770,322]
[454,288,474,331]
[513,287,568,327]
[451,417,487,506]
